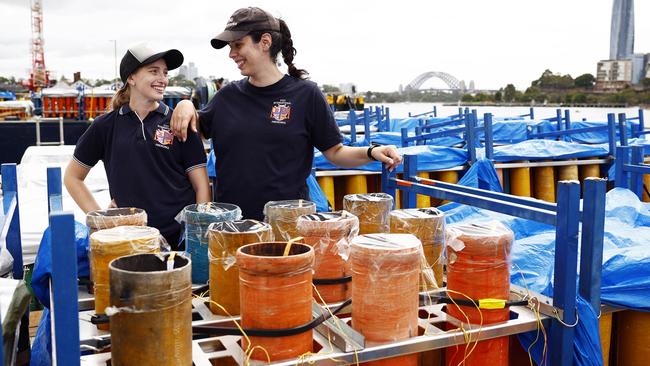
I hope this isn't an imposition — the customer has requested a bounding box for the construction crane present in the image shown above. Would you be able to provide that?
[29,0,49,91]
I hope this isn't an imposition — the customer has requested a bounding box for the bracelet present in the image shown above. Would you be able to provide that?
[367,144,380,161]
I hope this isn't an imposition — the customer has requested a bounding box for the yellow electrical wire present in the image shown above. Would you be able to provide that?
[512,263,548,366]
[193,293,271,365]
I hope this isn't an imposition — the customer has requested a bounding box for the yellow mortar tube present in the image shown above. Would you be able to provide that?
[534,164,556,202]
[510,162,532,197]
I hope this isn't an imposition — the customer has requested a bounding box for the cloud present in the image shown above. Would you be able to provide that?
[1,0,649,91]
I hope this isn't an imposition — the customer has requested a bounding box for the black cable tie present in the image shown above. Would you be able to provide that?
[192,299,352,337]
[90,314,110,325]
[313,276,352,285]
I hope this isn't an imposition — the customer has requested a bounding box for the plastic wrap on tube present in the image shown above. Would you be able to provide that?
[296,211,359,302]
[389,208,445,289]
[236,242,315,361]
[350,233,421,344]
[178,202,242,283]
[207,220,273,315]
[296,210,359,265]
[89,226,162,318]
[263,199,316,241]
[86,207,147,232]
[343,193,393,235]
[207,220,273,271]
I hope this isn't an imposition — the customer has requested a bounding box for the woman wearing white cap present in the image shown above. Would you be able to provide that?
[65,43,210,249]
[170,7,402,220]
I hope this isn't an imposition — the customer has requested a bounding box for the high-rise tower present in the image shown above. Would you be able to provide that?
[610,0,634,60]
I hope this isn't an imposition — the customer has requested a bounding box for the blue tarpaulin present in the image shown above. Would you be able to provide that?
[492,140,611,162]
[313,145,468,172]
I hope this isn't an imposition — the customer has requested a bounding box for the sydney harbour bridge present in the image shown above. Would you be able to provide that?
[405,71,474,92]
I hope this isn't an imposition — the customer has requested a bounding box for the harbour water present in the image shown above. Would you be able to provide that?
[369,102,649,122]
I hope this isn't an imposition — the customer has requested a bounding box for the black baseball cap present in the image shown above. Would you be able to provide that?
[119,43,184,83]
[211,7,280,49]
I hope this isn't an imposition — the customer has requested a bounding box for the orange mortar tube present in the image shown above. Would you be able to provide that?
[351,233,421,366]
[445,221,514,366]
[236,242,315,362]
[296,211,359,303]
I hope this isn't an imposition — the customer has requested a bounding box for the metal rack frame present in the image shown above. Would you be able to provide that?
[382,154,606,366]
[401,109,493,164]
[615,145,650,199]
[340,106,390,145]
[41,162,574,365]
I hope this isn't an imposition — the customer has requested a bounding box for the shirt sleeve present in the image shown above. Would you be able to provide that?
[72,119,105,168]
[308,85,343,152]
[181,129,207,172]
[197,93,218,138]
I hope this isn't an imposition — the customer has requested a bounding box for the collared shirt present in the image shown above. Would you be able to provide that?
[74,102,206,244]
[199,75,342,220]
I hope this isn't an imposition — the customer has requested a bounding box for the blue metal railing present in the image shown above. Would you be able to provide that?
[401,110,494,163]
[46,166,81,365]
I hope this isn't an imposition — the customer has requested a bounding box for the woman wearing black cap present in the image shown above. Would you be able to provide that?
[64,43,211,249]
[170,7,402,221]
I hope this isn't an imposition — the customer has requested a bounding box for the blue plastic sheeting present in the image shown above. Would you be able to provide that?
[600,188,650,310]
[518,296,604,366]
[306,174,331,212]
[491,140,610,162]
[369,131,462,147]
[30,221,90,365]
[0,91,16,100]
[207,149,216,178]
[32,222,90,307]
[627,137,650,153]
[557,120,636,144]
[313,145,468,172]
[31,308,52,366]
[455,159,503,192]
[386,117,421,132]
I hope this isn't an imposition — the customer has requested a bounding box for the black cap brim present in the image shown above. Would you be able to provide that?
[211,30,250,49]
[141,49,184,71]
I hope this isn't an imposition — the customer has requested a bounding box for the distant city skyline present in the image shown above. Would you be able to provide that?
[0,0,649,92]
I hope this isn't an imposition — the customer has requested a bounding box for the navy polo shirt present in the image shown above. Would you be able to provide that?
[199,75,342,220]
[73,102,206,245]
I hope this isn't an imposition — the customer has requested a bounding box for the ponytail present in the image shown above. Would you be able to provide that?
[110,85,130,111]
[250,18,308,79]
[277,19,308,79]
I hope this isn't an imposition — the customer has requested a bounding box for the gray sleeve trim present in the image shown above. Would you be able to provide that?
[185,163,207,172]
[72,155,94,169]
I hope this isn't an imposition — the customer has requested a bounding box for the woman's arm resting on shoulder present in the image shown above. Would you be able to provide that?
[322,143,402,171]
[187,167,211,204]
[170,100,199,142]
[63,160,101,213]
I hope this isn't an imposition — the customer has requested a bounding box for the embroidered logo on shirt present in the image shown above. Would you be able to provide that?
[270,100,292,124]
[154,125,173,149]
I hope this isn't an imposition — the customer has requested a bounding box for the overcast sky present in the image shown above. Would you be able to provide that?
[1,0,648,92]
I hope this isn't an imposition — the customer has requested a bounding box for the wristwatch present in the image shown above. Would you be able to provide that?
[367,143,381,161]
